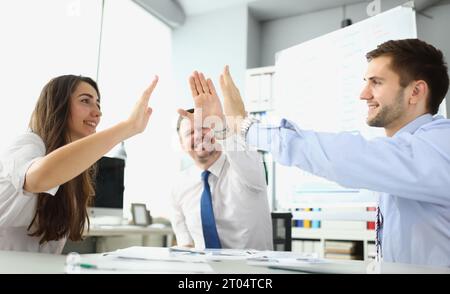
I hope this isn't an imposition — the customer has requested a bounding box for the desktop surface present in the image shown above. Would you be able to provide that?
[2,247,450,274]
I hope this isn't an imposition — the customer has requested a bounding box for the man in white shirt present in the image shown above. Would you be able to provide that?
[171,73,273,250]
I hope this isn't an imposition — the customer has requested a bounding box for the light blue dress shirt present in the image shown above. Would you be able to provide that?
[247,114,450,266]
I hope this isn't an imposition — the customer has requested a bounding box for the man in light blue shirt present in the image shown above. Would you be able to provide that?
[187,39,450,266]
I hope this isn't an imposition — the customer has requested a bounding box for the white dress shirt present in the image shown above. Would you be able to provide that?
[171,136,273,250]
[247,114,450,266]
[0,133,64,253]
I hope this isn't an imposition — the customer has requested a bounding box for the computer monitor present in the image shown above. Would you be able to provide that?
[88,156,125,225]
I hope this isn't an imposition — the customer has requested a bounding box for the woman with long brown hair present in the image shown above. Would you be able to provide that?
[0,74,158,253]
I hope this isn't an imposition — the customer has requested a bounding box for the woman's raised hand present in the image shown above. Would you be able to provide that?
[125,76,159,137]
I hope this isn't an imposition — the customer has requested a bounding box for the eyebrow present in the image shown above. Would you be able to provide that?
[364,76,385,81]
[78,93,101,106]
[78,93,94,98]
[181,127,210,137]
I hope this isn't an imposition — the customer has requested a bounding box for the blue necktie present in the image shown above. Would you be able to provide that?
[200,170,221,248]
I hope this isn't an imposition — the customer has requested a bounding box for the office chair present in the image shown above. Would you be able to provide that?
[271,212,293,251]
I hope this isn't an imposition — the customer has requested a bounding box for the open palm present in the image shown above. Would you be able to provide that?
[189,71,226,131]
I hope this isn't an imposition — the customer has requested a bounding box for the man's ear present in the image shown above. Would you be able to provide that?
[409,80,428,105]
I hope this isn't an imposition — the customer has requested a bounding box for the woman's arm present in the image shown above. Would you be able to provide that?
[24,77,158,193]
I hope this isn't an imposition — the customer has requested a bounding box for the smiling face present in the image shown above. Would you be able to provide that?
[67,81,101,141]
[178,117,220,165]
[360,56,410,134]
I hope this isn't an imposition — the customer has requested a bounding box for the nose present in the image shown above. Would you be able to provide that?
[359,82,372,101]
[92,105,102,118]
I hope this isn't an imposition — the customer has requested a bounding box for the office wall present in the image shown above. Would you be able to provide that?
[417,0,450,116]
[247,11,261,69]
[97,0,175,219]
[260,2,367,67]
[258,1,450,116]
[172,4,248,110]
[0,0,102,151]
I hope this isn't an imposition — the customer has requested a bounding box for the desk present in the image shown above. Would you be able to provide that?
[63,224,174,254]
[0,249,292,274]
[263,259,450,274]
[1,248,450,274]
[0,250,66,274]
[85,224,174,248]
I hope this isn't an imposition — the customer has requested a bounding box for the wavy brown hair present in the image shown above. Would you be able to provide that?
[27,75,100,244]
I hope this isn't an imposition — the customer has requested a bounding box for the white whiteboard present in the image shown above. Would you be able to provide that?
[272,4,417,209]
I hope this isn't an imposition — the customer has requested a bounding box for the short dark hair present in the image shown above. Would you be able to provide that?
[366,39,449,115]
[176,108,194,133]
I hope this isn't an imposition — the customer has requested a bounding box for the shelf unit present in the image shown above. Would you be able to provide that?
[292,228,376,260]
[290,205,377,260]
[245,66,275,112]
[246,66,277,211]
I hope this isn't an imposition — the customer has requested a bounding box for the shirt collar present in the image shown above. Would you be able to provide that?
[191,152,226,179]
[206,153,226,179]
[394,114,433,137]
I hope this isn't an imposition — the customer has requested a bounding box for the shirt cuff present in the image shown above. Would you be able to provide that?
[217,133,248,152]
[246,122,278,151]
[175,232,194,247]
[280,118,302,132]
[46,185,60,196]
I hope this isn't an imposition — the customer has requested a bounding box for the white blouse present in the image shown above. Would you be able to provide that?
[0,133,64,254]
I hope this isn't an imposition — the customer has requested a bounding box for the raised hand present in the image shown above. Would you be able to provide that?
[220,65,247,133]
[185,71,227,145]
[125,76,159,137]
[189,71,226,124]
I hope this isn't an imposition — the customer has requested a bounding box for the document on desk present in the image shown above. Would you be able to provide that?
[101,247,213,273]
[106,246,206,262]
[246,251,328,271]
[77,256,213,274]
[169,246,259,261]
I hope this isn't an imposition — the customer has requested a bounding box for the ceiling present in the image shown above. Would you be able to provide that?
[176,0,366,21]
[137,0,445,28]
[175,0,445,21]
[249,0,365,20]
[176,0,255,16]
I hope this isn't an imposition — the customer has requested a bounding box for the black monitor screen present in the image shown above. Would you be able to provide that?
[93,156,125,209]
